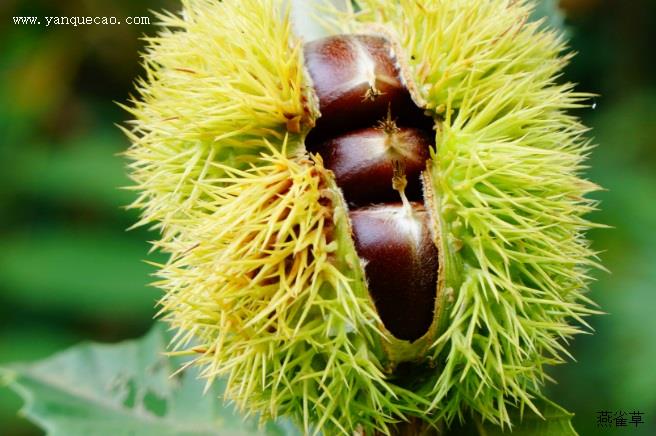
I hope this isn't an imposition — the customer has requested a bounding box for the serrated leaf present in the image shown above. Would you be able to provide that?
[1,325,299,436]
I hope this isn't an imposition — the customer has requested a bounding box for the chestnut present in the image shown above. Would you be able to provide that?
[310,125,432,206]
[304,34,417,138]
[349,203,438,341]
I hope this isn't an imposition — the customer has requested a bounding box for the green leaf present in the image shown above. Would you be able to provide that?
[1,325,299,436]
[447,398,578,435]
[0,327,79,436]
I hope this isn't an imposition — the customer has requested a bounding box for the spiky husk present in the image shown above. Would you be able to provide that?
[123,0,314,241]
[334,0,602,428]
[157,142,429,433]
[125,0,601,434]
[125,1,425,433]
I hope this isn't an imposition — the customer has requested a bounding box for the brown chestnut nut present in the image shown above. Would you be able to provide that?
[311,125,432,206]
[304,34,417,138]
[349,203,438,341]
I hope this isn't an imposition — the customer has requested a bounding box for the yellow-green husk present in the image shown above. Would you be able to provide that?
[124,0,601,434]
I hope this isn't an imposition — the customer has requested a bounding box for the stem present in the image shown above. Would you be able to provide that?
[392,159,413,216]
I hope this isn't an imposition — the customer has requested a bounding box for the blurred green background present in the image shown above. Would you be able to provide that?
[0,0,654,435]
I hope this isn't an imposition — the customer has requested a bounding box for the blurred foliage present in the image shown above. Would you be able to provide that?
[545,1,656,435]
[0,1,174,434]
[0,0,655,435]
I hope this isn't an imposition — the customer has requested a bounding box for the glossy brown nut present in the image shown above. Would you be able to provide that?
[312,126,432,206]
[349,203,438,341]
[304,34,417,138]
